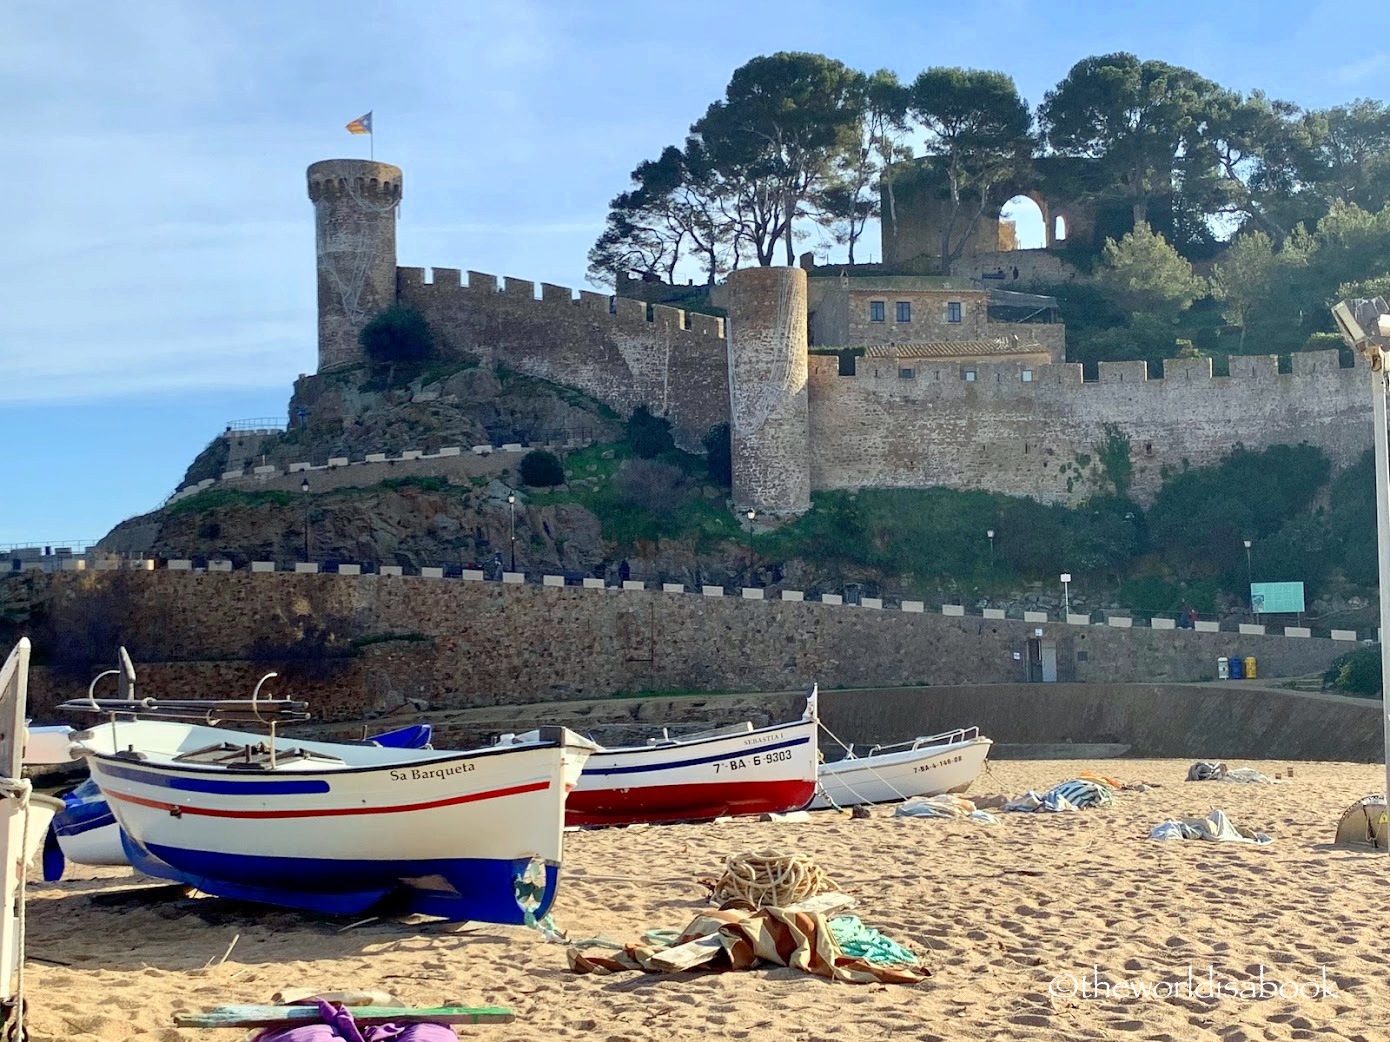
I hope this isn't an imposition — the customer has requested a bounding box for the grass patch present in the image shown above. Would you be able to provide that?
[530,442,739,549]
[166,488,299,516]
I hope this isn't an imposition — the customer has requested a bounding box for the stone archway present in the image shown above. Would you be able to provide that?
[998,193,1051,250]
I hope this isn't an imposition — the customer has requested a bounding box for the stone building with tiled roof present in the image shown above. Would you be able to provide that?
[804,274,1064,363]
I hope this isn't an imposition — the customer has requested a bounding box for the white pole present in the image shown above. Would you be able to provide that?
[1369,361,1390,823]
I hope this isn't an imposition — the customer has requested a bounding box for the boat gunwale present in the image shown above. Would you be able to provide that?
[588,715,815,761]
[78,737,571,781]
[822,735,993,773]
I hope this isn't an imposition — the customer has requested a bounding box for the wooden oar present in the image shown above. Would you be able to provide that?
[175,1005,514,1029]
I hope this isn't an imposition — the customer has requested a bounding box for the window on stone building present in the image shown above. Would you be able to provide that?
[895,301,911,322]
[947,301,962,323]
[898,368,914,379]
[963,369,976,382]
[869,300,886,322]
[1022,369,1033,382]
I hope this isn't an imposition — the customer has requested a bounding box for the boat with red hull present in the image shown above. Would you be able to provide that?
[510,688,820,828]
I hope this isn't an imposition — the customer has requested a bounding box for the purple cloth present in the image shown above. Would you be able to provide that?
[253,999,457,1042]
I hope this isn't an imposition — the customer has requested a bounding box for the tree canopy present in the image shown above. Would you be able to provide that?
[589,48,1390,367]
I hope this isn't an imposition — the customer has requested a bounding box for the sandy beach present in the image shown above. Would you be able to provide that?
[20,758,1390,1042]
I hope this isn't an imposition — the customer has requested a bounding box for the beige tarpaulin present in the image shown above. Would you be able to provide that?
[566,904,926,984]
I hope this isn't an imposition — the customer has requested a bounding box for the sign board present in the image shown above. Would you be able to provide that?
[1250,582,1305,614]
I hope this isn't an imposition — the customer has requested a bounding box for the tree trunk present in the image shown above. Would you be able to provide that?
[783,208,795,266]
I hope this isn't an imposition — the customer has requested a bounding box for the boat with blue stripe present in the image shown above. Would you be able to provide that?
[502,686,821,828]
[42,722,438,881]
[69,713,595,924]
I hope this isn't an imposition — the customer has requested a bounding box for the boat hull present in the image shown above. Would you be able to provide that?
[811,736,992,809]
[82,722,588,923]
[46,782,126,880]
[44,723,436,880]
[566,719,818,827]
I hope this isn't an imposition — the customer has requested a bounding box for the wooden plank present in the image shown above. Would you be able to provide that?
[648,892,854,972]
[0,639,31,1005]
[175,1005,515,1029]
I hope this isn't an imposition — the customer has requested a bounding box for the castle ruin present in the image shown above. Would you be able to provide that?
[308,158,1374,517]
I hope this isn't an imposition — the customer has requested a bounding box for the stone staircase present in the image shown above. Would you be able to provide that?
[1278,673,1327,693]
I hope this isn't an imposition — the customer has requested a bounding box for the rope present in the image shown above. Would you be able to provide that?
[813,719,914,808]
[713,850,837,909]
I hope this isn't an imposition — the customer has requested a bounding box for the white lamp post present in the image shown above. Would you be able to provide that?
[1333,295,1390,822]
[1243,539,1255,617]
[1060,573,1071,616]
[987,528,995,568]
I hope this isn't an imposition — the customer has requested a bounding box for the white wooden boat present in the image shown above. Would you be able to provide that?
[72,717,594,923]
[504,687,820,827]
[43,723,435,880]
[24,724,74,766]
[810,728,992,809]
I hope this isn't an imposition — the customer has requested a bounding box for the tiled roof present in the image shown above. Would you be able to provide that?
[864,339,1046,359]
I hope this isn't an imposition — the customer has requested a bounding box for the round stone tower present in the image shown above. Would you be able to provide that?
[307,159,403,372]
[724,266,812,516]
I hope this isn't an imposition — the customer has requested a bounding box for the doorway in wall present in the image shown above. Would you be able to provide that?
[1026,637,1058,682]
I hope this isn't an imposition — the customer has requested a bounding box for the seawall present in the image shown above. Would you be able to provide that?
[17,573,1349,720]
[818,683,1382,761]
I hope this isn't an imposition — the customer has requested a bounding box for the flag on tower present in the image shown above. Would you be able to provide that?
[346,111,373,135]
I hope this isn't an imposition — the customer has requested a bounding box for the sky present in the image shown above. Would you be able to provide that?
[2,0,1388,547]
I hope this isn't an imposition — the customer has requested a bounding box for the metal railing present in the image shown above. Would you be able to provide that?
[1,540,98,557]
[224,418,287,433]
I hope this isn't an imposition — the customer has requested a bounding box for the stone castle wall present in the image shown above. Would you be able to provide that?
[17,572,1348,723]
[302,159,1372,511]
[396,267,730,451]
[963,249,1086,287]
[809,349,1369,505]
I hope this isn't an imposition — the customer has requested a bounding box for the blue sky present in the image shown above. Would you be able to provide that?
[2,0,1387,547]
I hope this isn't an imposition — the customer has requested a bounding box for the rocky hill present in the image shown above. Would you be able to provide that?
[97,358,770,585]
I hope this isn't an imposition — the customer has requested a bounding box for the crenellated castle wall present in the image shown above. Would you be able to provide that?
[808,349,1370,505]
[396,267,730,450]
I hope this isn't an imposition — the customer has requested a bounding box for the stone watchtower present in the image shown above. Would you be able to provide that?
[724,266,812,516]
[307,159,403,372]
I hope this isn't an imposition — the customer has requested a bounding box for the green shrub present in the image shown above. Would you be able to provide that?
[359,305,434,365]
[519,449,565,487]
[614,458,694,512]
[627,406,675,458]
[1325,646,1382,698]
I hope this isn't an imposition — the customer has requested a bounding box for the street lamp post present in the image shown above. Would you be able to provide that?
[746,509,757,584]
[1243,539,1254,617]
[300,478,310,563]
[1060,573,1071,616]
[507,493,516,573]
[1332,295,1390,832]
[987,528,995,569]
